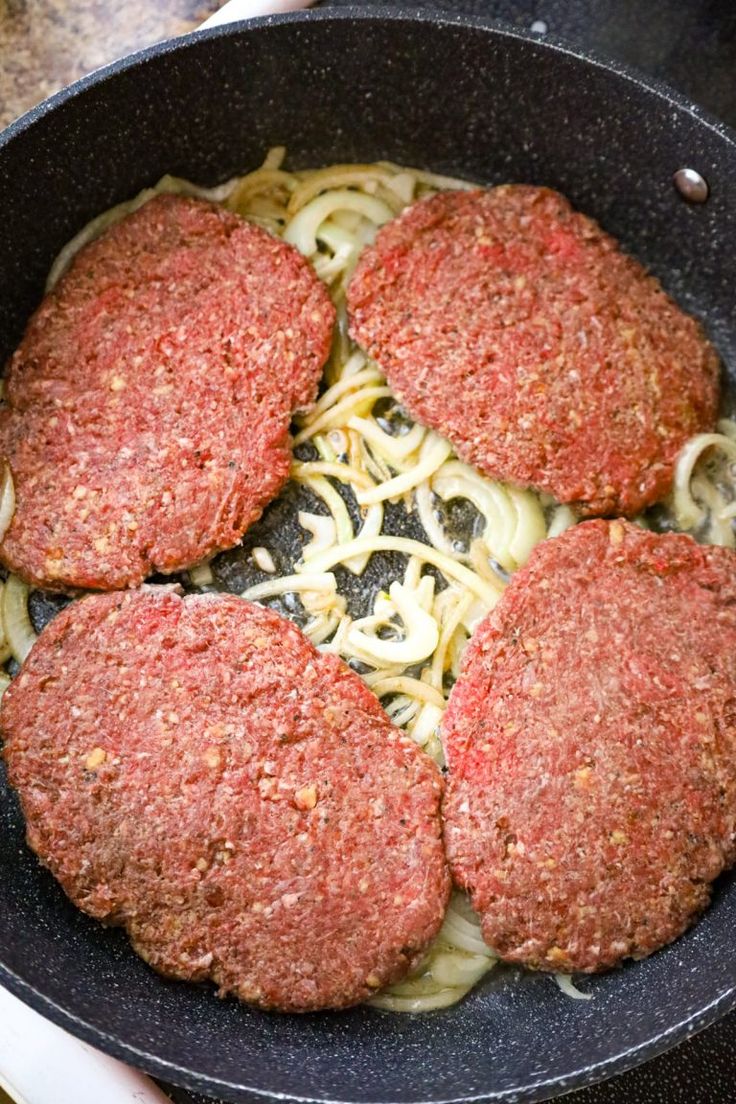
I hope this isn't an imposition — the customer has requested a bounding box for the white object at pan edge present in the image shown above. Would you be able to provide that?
[0,985,170,1104]
[201,0,313,29]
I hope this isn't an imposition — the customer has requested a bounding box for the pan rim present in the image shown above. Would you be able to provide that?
[1,955,735,1103]
[1,7,735,155]
[1,8,736,1103]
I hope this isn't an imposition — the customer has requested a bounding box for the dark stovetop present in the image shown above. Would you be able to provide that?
[163,3,735,1102]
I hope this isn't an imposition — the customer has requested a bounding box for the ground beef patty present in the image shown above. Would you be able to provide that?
[347,187,719,516]
[442,520,736,973]
[2,588,449,1012]
[0,194,335,591]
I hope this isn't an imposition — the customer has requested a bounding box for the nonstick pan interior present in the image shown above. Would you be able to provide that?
[1,11,736,1103]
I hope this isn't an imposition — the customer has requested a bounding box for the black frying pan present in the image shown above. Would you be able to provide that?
[1,10,736,1103]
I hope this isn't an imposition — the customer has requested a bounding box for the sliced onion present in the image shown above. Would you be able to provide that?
[506,485,547,565]
[188,560,214,587]
[293,386,392,445]
[369,673,445,708]
[154,173,241,204]
[547,504,577,539]
[299,534,501,605]
[347,582,439,666]
[0,463,16,544]
[292,460,374,491]
[2,574,36,664]
[348,415,426,462]
[672,432,736,531]
[408,702,444,748]
[430,589,474,688]
[305,364,377,424]
[261,146,287,170]
[430,951,495,989]
[287,165,399,215]
[252,547,276,574]
[383,171,416,205]
[377,161,476,193]
[717,418,736,440]
[241,572,337,603]
[439,896,495,957]
[304,610,343,647]
[298,512,337,560]
[415,482,462,560]
[432,461,516,571]
[344,503,384,576]
[555,974,593,1001]
[357,434,451,506]
[296,475,353,546]
[368,988,467,1013]
[283,189,394,255]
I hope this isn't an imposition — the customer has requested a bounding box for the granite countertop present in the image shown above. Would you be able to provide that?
[1,3,735,1104]
[0,0,222,128]
[1,0,736,131]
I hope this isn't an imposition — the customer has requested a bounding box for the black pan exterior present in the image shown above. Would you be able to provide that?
[1,11,736,1103]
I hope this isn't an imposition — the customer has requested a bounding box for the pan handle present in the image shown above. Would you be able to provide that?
[0,984,171,1104]
[200,0,313,29]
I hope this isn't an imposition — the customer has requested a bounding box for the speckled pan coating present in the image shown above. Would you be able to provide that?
[1,11,736,1104]
[348,186,719,516]
[443,520,736,972]
[0,193,335,592]
[1,587,449,1012]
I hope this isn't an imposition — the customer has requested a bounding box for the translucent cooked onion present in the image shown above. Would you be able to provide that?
[298,512,337,559]
[368,988,469,1013]
[377,160,476,192]
[369,893,496,1011]
[292,386,392,445]
[547,504,577,539]
[348,414,427,462]
[555,974,594,1001]
[304,609,343,646]
[225,168,296,213]
[0,462,16,544]
[188,560,214,587]
[431,461,544,572]
[300,534,501,605]
[292,460,374,491]
[154,173,241,204]
[241,572,337,602]
[506,485,547,565]
[357,434,452,506]
[671,431,736,531]
[307,362,377,420]
[296,475,354,546]
[439,910,494,957]
[252,547,277,574]
[344,503,383,576]
[347,581,439,665]
[369,674,446,709]
[430,589,474,688]
[407,702,444,749]
[287,165,400,215]
[283,190,394,256]
[430,950,495,988]
[2,574,36,664]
